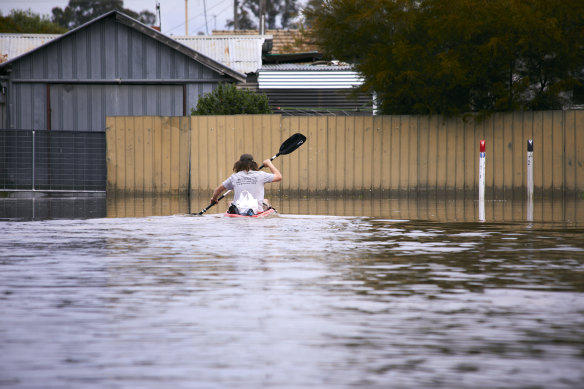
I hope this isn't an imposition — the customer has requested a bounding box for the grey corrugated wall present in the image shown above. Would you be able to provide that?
[4,15,231,131]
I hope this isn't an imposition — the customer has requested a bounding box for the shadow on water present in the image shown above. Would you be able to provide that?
[1,192,583,224]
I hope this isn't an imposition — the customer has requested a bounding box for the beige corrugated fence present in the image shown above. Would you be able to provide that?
[106,111,584,197]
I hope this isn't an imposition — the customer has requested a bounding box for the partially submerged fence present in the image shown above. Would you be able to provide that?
[106,111,584,198]
[0,130,106,191]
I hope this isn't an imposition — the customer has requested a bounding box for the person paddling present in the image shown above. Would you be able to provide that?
[210,154,282,215]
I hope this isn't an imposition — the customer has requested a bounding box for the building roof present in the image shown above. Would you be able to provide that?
[258,63,364,89]
[173,35,268,74]
[0,31,265,76]
[261,63,355,71]
[0,11,246,82]
[212,29,318,54]
[0,34,59,63]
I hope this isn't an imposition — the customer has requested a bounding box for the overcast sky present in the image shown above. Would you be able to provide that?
[0,0,300,36]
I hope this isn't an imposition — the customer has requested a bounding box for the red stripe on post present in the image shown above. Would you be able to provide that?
[480,140,486,153]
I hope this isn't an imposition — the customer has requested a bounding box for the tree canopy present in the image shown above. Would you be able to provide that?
[0,9,67,33]
[304,0,584,116]
[191,84,271,115]
[228,0,300,29]
[52,0,155,30]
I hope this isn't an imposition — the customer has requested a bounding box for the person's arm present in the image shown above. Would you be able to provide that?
[263,159,282,182]
[211,184,227,203]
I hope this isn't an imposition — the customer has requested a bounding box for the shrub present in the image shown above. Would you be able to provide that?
[191,83,271,115]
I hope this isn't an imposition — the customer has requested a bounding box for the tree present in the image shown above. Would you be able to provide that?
[304,0,584,115]
[228,0,300,29]
[191,84,272,115]
[0,9,67,33]
[52,0,155,30]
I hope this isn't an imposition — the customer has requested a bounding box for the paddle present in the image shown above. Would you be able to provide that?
[195,132,306,215]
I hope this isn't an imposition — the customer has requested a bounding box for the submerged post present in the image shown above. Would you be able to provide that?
[32,130,35,191]
[479,140,486,221]
[527,139,534,222]
[527,139,534,199]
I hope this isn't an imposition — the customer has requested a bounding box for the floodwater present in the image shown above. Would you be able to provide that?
[1,194,584,388]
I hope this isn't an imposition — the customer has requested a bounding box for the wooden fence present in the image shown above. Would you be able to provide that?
[106,110,584,198]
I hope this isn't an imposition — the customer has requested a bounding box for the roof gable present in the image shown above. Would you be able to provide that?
[0,10,245,83]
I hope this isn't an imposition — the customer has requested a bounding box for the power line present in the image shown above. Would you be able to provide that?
[191,2,232,34]
[166,0,230,34]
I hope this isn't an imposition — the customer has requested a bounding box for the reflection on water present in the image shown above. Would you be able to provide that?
[0,193,107,220]
[0,193,582,224]
[0,213,583,388]
[104,193,584,225]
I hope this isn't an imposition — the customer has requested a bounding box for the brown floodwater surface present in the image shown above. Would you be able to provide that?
[0,194,583,388]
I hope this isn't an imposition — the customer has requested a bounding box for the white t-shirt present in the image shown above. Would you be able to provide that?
[222,170,274,204]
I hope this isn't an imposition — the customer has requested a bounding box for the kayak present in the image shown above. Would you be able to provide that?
[223,208,277,218]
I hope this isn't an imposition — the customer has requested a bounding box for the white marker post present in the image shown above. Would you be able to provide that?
[527,139,534,222]
[527,139,534,199]
[479,140,486,221]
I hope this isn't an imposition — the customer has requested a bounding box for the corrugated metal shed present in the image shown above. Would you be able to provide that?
[174,35,267,74]
[258,64,364,89]
[0,11,245,131]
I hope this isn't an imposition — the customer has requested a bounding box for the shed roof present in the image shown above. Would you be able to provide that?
[258,63,364,89]
[0,11,245,83]
[173,35,267,74]
[0,34,59,63]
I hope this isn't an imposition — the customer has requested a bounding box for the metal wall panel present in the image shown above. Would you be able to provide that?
[106,111,584,197]
[49,84,183,132]
[263,89,372,115]
[12,83,47,129]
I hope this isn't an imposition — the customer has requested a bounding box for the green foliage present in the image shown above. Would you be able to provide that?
[228,0,300,29]
[51,0,155,30]
[304,0,584,116]
[0,9,67,33]
[191,84,272,115]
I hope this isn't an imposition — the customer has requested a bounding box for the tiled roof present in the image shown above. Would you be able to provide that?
[212,29,318,54]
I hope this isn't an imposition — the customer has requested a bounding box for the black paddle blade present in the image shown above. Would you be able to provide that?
[278,133,306,156]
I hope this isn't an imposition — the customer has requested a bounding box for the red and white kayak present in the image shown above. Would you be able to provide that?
[223,208,277,218]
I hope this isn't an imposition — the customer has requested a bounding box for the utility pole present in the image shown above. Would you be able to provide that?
[259,0,265,35]
[203,0,208,34]
[233,0,238,30]
[156,1,161,30]
[185,0,189,35]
